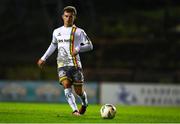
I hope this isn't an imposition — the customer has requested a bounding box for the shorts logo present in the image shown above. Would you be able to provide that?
[58,71,66,77]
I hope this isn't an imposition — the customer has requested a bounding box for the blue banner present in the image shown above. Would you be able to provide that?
[0,81,98,104]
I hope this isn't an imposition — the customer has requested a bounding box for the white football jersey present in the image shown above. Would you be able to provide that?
[41,25,93,68]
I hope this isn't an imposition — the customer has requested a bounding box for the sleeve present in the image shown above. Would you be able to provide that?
[75,30,93,53]
[41,43,57,61]
[52,30,58,45]
[41,31,57,61]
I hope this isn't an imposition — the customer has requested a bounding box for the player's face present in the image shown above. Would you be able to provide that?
[62,11,75,27]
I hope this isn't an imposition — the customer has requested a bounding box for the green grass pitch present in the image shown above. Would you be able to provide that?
[0,102,180,123]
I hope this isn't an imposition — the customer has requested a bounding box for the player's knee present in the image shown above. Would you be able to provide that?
[63,83,71,88]
[62,79,72,88]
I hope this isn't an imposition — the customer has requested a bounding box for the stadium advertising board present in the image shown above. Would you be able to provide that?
[0,81,98,103]
[100,82,180,106]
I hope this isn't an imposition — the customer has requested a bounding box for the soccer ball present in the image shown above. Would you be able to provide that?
[100,104,116,119]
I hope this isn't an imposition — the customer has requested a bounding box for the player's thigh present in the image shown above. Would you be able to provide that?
[58,67,73,87]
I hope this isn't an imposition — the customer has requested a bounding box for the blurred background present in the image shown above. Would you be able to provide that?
[0,0,180,105]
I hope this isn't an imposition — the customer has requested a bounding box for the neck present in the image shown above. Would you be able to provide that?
[64,24,73,27]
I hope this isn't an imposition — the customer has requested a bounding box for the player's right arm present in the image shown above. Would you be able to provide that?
[37,30,58,68]
[37,43,57,68]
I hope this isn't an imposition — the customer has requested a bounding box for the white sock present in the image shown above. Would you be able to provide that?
[78,91,88,106]
[64,88,78,112]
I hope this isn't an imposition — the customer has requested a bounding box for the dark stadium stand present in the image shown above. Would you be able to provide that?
[0,0,180,83]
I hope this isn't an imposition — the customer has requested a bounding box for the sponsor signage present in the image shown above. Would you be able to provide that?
[100,82,180,106]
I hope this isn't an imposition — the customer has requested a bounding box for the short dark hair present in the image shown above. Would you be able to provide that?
[63,6,77,16]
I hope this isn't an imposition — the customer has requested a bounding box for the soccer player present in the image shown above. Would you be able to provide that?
[37,6,93,116]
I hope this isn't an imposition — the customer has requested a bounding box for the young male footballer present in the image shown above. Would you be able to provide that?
[37,6,93,116]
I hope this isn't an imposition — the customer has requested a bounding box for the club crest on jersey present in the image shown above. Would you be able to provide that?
[57,33,61,36]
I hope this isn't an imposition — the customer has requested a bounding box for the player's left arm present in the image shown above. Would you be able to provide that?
[75,30,93,53]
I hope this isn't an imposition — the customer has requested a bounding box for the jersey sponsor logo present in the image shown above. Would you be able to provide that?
[58,39,70,43]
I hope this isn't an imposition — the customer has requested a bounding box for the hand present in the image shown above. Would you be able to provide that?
[37,59,45,69]
[72,45,80,56]
[72,49,78,56]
